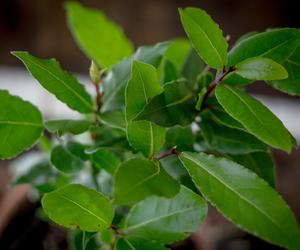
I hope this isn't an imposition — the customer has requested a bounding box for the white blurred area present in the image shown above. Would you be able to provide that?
[1,66,300,141]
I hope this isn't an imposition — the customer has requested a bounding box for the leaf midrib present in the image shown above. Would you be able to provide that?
[0,120,42,127]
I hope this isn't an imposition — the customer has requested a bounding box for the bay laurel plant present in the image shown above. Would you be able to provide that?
[1,2,300,249]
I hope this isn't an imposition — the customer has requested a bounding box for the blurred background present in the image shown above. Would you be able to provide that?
[0,0,300,249]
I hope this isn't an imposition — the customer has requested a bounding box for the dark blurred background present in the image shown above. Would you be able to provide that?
[1,1,300,249]
[1,0,300,72]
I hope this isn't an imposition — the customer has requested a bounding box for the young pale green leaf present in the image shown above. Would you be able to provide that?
[179,7,228,69]
[66,2,133,68]
[269,44,300,96]
[230,152,276,188]
[229,28,300,66]
[127,121,166,158]
[235,57,288,80]
[50,145,84,174]
[0,90,43,159]
[88,147,121,175]
[102,42,169,112]
[42,184,114,232]
[12,51,93,114]
[99,111,126,131]
[226,28,300,85]
[179,152,300,249]
[135,80,195,127]
[123,185,207,244]
[200,121,267,154]
[125,60,163,122]
[115,237,169,250]
[215,85,293,152]
[114,158,179,205]
[45,119,91,136]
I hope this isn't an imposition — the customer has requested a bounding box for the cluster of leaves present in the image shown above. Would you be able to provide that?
[1,2,300,249]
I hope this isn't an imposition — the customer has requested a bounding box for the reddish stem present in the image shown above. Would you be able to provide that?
[157,146,181,160]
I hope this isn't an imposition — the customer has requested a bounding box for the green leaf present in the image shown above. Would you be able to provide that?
[127,121,166,158]
[50,145,85,174]
[181,48,205,86]
[269,44,300,96]
[102,42,169,112]
[200,120,268,154]
[12,51,93,114]
[229,28,300,67]
[207,108,246,132]
[125,60,163,122]
[45,119,91,136]
[161,59,179,84]
[179,7,228,69]
[234,31,258,45]
[195,87,207,111]
[123,185,207,244]
[165,125,195,151]
[66,2,133,68]
[66,141,89,161]
[135,80,195,127]
[0,90,43,159]
[230,152,276,188]
[100,111,126,131]
[42,184,114,232]
[114,158,179,205]
[115,237,169,250]
[235,57,288,80]
[179,152,300,249]
[215,85,293,152]
[88,147,121,175]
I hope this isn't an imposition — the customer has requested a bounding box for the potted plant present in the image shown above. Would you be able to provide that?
[1,2,300,249]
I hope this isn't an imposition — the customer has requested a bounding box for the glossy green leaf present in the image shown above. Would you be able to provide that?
[179,152,300,249]
[269,44,300,95]
[123,185,207,244]
[215,85,293,152]
[45,119,91,136]
[125,60,162,122]
[230,152,276,188]
[135,80,195,127]
[179,7,228,69]
[161,59,179,83]
[114,158,179,205]
[12,51,93,113]
[127,121,166,158]
[200,121,267,154]
[89,147,121,175]
[102,42,169,112]
[234,31,258,45]
[0,90,43,159]
[100,111,126,131]
[66,2,133,68]
[195,87,207,111]
[50,145,84,174]
[42,184,114,232]
[115,237,169,250]
[235,57,288,80]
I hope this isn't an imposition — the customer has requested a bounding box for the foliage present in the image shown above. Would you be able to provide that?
[1,2,300,249]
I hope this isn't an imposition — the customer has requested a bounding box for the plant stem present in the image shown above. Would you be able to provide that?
[157,146,181,160]
[201,66,236,109]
